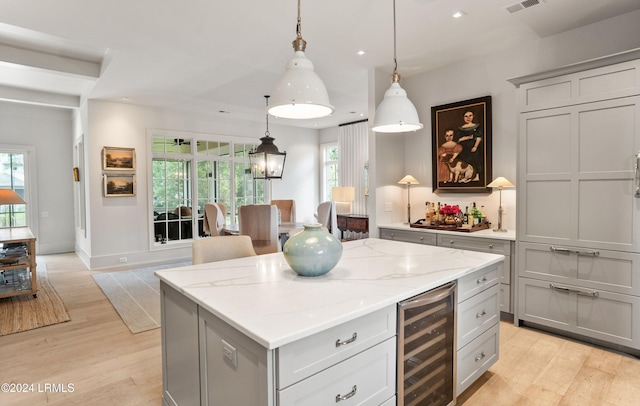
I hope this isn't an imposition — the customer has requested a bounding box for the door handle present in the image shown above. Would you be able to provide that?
[635,151,640,198]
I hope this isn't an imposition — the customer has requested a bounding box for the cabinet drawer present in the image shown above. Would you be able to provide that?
[457,263,499,303]
[278,338,396,406]
[437,234,511,256]
[519,241,640,296]
[518,277,640,349]
[276,305,396,389]
[379,228,437,245]
[457,284,500,349]
[456,323,499,397]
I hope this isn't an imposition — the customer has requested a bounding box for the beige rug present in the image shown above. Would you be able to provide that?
[0,263,71,336]
[93,262,190,334]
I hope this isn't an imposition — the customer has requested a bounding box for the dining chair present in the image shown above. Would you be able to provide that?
[270,199,296,223]
[192,235,257,265]
[203,202,227,236]
[238,204,279,255]
[316,201,340,239]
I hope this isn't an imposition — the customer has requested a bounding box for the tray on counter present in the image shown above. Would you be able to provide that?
[410,221,490,233]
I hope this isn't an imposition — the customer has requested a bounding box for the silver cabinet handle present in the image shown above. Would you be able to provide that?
[550,246,572,254]
[477,276,487,284]
[635,151,640,198]
[488,244,493,249]
[336,385,357,402]
[476,309,487,318]
[576,249,599,257]
[550,283,599,297]
[335,333,357,348]
[550,246,599,256]
[449,240,454,245]
[475,352,486,362]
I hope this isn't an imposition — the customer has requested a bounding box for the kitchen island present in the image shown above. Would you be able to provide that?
[156,237,504,406]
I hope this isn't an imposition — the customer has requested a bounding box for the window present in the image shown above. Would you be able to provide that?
[321,143,338,202]
[151,134,265,245]
[0,152,27,228]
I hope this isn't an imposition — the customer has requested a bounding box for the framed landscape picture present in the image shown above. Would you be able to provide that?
[104,174,136,197]
[431,96,492,193]
[103,146,136,171]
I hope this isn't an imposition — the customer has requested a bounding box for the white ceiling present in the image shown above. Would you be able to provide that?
[0,0,639,129]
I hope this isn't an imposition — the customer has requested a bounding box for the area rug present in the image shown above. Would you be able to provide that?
[0,263,71,336]
[93,262,190,334]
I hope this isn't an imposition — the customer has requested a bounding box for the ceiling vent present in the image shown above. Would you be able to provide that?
[506,0,543,14]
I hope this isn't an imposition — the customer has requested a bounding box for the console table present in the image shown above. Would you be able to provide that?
[0,227,37,299]
[337,214,368,240]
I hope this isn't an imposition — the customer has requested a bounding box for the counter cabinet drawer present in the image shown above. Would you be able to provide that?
[457,263,500,303]
[456,322,499,397]
[276,305,396,389]
[277,337,396,406]
[379,228,437,246]
[437,234,511,256]
[457,284,500,349]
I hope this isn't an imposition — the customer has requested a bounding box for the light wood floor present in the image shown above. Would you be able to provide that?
[1,253,639,405]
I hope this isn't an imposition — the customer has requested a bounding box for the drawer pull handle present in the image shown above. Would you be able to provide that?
[475,352,486,362]
[336,333,357,348]
[476,309,487,318]
[550,283,599,297]
[336,385,357,402]
[550,246,572,254]
[489,244,493,249]
[419,236,424,240]
[576,249,600,257]
[477,276,487,284]
[449,240,454,244]
[550,246,600,256]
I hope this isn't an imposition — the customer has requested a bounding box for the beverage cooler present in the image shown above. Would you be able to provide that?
[398,281,456,406]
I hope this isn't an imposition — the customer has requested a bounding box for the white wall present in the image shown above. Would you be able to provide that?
[84,100,319,269]
[370,9,640,235]
[0,101,75,254]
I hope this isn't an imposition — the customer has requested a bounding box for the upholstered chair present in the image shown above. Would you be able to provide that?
[238,204,279,255]
[316,201,340,239]
[192,235,256,265]
[203,202,227,236]
[270,199,296,223]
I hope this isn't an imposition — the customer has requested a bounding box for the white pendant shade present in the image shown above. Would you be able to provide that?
[268,51,334,119]
[372,81,423,133]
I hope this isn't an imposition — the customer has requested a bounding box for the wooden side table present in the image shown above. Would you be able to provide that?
[337,214,369,240]
[0,227,37,299]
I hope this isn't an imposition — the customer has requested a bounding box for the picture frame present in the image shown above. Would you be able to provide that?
[431,96,492,193]
[103,146,136,171]
[104,174,136,197]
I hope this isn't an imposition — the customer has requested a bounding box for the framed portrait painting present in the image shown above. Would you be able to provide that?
[103,146,136,171]
[103,174,136,197]
[431,96,492,193]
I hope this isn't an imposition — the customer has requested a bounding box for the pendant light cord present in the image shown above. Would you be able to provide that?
[393,0,398,74]
[264,95,270,137]
[296,0,302,39]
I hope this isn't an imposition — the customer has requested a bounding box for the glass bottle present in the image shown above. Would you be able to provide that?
[463,206,469,225]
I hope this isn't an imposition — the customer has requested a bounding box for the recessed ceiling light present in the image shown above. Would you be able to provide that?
[452,10,466,18]
[357,50,366,56]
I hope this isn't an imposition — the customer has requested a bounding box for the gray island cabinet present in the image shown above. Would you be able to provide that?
[156,238,503,406]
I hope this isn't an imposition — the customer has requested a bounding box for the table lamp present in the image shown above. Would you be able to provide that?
[398,175,419,224]
[0,189,26,228]
[487,177,514,232]
[332,186,355,215]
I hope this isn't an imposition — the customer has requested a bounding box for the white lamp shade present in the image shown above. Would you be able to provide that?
[268,51,334,119]
[398,175,419,185]
[372,82,423,133]
[487,177,515,188]
[332,186,355,202]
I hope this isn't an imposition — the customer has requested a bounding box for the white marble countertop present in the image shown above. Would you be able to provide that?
[378,223,516,241]
[155,238,504,349]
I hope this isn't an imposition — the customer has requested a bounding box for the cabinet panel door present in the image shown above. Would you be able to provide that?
[456,323,499,397]
[519,96,640,252]
[160,282,201,406]
[518,277,574,329]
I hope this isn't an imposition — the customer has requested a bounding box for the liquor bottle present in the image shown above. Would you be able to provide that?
[480,205,487,224]
[463,206,469,225]
[472,202,480,225]
[425,202,432,223]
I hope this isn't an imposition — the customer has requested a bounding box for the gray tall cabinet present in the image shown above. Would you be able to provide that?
[512,52,640,353]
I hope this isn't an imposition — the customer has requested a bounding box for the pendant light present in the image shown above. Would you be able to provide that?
[372,0,423,133]
[268,0,334,120]
[249,96,287,179]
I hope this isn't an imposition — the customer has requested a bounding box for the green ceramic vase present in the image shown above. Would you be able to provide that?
[283,223,343,277]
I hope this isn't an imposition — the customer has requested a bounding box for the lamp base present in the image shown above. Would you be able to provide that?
[493,228,508,232]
